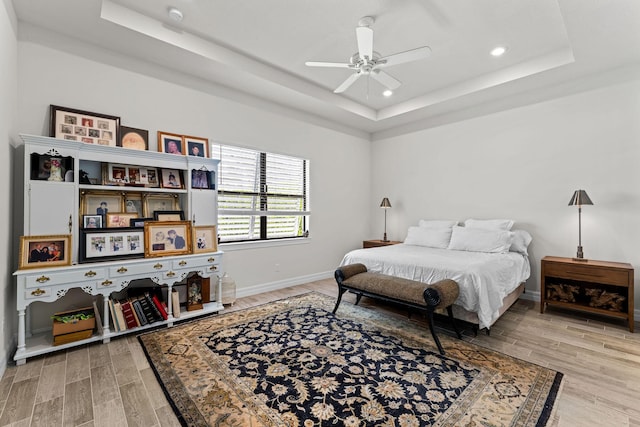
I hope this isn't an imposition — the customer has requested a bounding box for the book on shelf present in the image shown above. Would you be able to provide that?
[151,294,168,320]
[132,299,148,326]
[171,289,180,318]
[128,299,142,327]
[120,300,138,329]
[108,298,120,332]
[93,300,103,335]
[113,301,127,332]
[137,295,157,324]
[144,293,165,322]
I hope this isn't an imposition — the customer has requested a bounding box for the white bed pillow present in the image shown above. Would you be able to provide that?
[510,229,532,255]
[464,218,514,231]
[418,219,458,228]
[404,226,452,249]
[448,226,513,253]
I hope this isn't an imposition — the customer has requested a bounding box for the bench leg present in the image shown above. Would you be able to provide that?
[447,306,462,339]
[427,307,445,355]
[332,287,347,314]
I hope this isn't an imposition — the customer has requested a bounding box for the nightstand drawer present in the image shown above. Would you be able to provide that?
[544,262,630,286]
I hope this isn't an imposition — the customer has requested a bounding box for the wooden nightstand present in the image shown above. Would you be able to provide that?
[541,256,634,332]
[363,240,402,249]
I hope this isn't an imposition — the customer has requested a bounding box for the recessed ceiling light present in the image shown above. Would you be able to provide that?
[382,89,393,97]
[490,46,508,57]
[168,7,183,22]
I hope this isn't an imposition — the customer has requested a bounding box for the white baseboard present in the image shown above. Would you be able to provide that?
[235,271,334,299]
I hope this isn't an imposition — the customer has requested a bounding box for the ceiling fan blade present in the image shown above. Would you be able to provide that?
[305,61,351,68]
[334,72,362,93]
[371,70,401,90]
[356,26,373,62]
[377,46,431,68]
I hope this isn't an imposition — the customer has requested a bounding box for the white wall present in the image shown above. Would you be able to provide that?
[372,80,640,311]
[16,39,371,330]
[0,0,17,372]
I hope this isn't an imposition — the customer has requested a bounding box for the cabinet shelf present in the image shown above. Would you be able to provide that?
[15,134,222,365]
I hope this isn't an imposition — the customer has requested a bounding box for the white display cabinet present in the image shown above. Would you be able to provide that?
[13,134,222,365]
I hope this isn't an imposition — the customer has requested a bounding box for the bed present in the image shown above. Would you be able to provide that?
[340,220,532,330]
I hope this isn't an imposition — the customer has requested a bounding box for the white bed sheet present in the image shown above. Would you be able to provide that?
[340,244,530,329]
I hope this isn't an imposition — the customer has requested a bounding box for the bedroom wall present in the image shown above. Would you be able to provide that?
[16,35,371,331]
[0,0,17,372]
[371,79,640,312]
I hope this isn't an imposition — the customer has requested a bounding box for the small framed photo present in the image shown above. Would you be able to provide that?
[154,210,185,221]
[186,274,204,311]
[81,191,124,216]
[193,225,218,254]
[160,169,183,189]
[144,194,180,217]
[106,212,139,228]
[83,215,103,229]
[146,168,160,188]
[50,105,119,146]
[144,220,192,258]
[184,135,208,157]
[104,163,128,184]
[157,131,184,155]
[79,228,145,263]
[119,126,148,151]
[19,234,72,269]
[124,194,144,217]
[191,169,211,189]
[130,217,153,228]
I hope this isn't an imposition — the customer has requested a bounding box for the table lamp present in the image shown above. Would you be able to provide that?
[380,197,391,242]
[568,189,593,261]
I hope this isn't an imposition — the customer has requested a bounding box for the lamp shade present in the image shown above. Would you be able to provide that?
[568,190,593,206]
[380,197,392,208]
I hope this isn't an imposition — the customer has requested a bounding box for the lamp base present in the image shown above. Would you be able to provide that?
[382,232,389,242]
[573,246,588,262]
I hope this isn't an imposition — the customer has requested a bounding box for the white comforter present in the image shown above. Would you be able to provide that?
[340,244,531,329]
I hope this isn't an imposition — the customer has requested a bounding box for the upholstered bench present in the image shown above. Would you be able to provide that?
[333,263,461,355]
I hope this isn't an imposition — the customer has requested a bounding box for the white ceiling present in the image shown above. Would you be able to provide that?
[12,0,640,138]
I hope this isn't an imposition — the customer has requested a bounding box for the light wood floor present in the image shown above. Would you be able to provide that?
[0,279,638,426]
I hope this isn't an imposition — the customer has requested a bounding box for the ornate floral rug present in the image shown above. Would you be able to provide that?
[138,292,563,426]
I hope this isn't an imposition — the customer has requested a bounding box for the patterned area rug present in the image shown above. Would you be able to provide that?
[139,292,562,426]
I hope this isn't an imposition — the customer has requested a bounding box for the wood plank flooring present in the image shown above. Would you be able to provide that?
[0,279,638,426]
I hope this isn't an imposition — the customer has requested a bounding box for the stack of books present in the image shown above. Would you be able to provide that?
[108,291,169,332]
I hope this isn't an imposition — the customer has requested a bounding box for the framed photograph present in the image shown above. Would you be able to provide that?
[186,274,204,311]
[154,210,185,221]
[160,169,183,189]
[106,212,139,228]
[130,217,153,228]
[79,228,145,263]
[144,220,192,258]
[191,169,211,189]
[81,191,124,216]
[184,135,208,157]
[119,126,148,151]
[157,131,184,155]
[50,105,120,146]
[83,215,103,229]
[19,234,72,269]
[146,168,160,188]
[193,225,218,254]
[124,193,144,217]
[144,194,180,216]
[105,163,128,184]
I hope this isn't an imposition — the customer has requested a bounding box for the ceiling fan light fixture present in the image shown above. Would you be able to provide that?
[490,46,508,57]
[382,89,393,97]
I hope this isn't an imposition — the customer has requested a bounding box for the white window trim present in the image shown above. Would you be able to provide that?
[220,237,312,251]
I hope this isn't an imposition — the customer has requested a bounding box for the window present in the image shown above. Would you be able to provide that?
[211,143,309,243]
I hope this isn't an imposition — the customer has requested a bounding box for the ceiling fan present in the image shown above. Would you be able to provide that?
[305,16,431,94]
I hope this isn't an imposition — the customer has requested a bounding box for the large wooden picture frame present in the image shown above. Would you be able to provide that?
[144,220,192,258]
[157,131,185,155]
[81,191,124,216]
[19,234,72,269]
[50,105,120,146]
[144,194,180,217]
[184,135,208,157]
[118,126,149,151]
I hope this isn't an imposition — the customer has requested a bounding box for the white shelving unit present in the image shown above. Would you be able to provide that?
[13,134,222,365]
